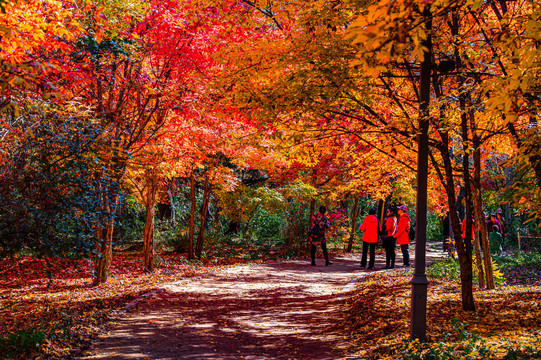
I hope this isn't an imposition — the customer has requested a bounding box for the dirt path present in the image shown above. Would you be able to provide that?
[82,244,446,360]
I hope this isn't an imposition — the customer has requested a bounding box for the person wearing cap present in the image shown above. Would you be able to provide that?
[382,207,398,269]
[395,205,411,267]
[486,214,502,237]
[496,209,507,240]
[359,208,379,269]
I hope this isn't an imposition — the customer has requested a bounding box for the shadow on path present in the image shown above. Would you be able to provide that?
[82,244,447,360]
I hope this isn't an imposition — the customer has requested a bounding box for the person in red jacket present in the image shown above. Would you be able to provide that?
[359,208,379,269]
[461,215,477,240]
[382,207,398,269]
[395,205,411,267]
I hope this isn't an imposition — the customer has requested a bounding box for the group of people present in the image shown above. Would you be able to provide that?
[308,205,413,269]
[458,209,507,255]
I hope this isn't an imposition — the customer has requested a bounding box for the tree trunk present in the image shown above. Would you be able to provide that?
[377,199,385,224]
[472,192,485,289]
[195,175,210,259]
[451,8,476,310]
[309,198,316,228]
[461,115,476,310]
[347,197,359,252]
[188,173,196,260]
[473,134,494,288]
[143,172,158,273]
[470,130,485,289]
[92,206,115,286]
[438,130,476,311]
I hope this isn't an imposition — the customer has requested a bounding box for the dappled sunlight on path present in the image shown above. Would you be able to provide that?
[81,256,372,360]
[81,243,446,359]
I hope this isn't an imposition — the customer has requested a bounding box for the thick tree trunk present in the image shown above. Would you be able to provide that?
[93,208,115,286]
[451,8,475,311]
[143,173,158,273]
[188,173,196,260]
[195,175,210,259]
[439,131,475,311]
[460,118,476,311]
[347,197,359,252]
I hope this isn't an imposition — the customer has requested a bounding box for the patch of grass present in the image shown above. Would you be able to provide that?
[427,258,461,282]
[493,251,541,270]
[428,257,507,287]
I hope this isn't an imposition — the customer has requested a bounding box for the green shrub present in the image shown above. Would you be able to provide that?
[0,330,47,357]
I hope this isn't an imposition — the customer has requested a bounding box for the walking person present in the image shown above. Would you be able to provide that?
[496,209,507,239]
[395,205,411,267]
[488,225,503,255]
[382,207,398,269]
[442,211,450,253]
[359,208,379,269]
[496,209,508,246]
[309,205,332,266]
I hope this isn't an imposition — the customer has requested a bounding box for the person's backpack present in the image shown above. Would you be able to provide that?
[309,221,323,240]
[408,222,415,241]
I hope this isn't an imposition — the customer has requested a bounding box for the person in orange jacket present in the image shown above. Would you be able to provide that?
[382,207,398,269]
[395,205,411,267]
[359,208,379,269]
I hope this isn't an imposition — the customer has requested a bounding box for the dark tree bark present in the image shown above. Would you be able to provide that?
[347,197,359,252]
[195,175,210,259]
[143,172,158,273]
[188,172,196,260]
[473,133,494,288]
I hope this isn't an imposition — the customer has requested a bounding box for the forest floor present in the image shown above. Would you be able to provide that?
[79,244,446,360]
[4,241,539,360]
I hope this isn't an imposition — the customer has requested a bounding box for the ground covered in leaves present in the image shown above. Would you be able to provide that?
[345,263,541,359]
[2,246,540,360]
[0,253,244,359]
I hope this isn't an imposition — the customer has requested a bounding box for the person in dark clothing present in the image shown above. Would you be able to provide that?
[489,225,503,254]
[486,214,503,236]
[496,209,507,240]
[382,207,398,269]
[309,206,332,266]
[442,211,450,252]
[359,208,379,269]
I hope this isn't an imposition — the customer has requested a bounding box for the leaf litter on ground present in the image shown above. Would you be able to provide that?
[344,267,541,359]
[0,252,263,359]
